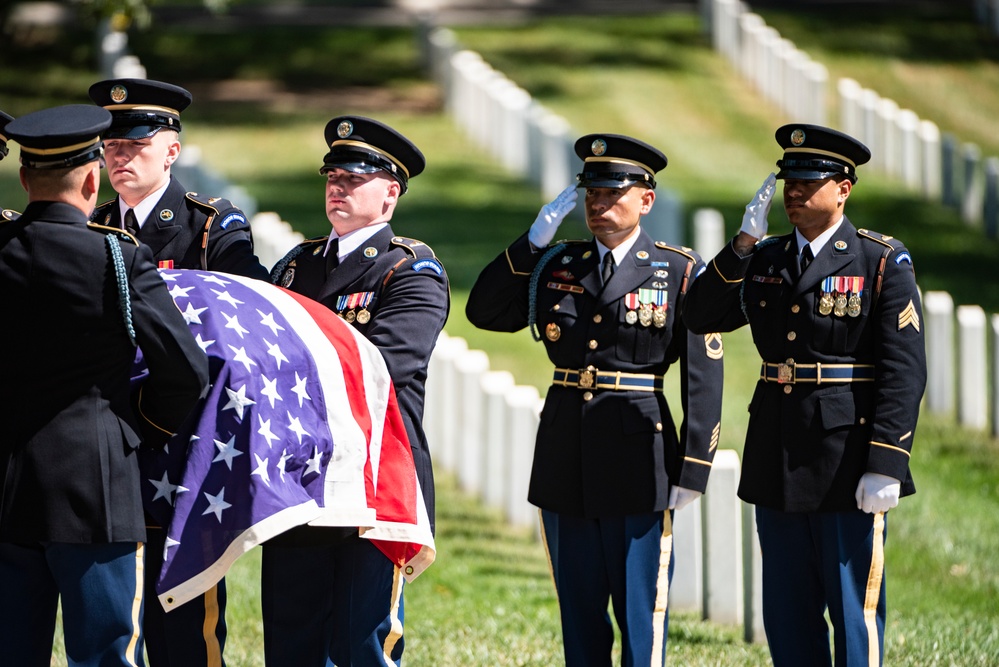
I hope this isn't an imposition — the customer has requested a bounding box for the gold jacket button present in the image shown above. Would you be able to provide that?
[787,331,797,341]
[760,300,767,308]
[783,385,793,394]
[583,391,593,401]
[553,304,560,311]
[656,422,663,432]
[791,304,800,314]
[588,339,598,349]
[859,417,867,425]
[593,314,602,323]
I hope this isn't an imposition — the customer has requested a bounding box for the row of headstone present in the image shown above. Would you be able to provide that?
[923,292,999,438]
[423,26,685,245]
[714,3,827,125]
[422,330,767,641]
[705,0,999,239]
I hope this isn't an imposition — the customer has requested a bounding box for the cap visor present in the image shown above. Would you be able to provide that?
[775,169,840,181]
[104,125,166,140]
[320,159,384,175]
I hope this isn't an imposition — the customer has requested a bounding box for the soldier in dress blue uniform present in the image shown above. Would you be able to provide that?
[683,124,927,667]
[267,116,449,666]
[0,105,208,667]
[466,134,724,666]
[1,110,21,222]
[88,78,269,667]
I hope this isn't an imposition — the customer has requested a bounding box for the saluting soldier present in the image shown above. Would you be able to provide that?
[683,124,927,667]
[88,77,269,667]
[268,115,449,666]
[466,134,724,666]
[1,110,21,222]
[0,105,208,666]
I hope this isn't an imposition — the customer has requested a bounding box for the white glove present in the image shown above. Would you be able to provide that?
[528,184,578,248]
[739,172,777,241]
[855,472,901,514]
[669,486,702,512]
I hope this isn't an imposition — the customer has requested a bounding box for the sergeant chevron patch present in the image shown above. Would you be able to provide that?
[704,332,724,359]
[898,300,920,332]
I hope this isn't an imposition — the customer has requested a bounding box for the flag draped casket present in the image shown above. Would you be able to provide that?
[136,269,434,611]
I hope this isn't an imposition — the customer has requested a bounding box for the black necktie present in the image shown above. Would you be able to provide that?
[124,208,139,237]
[799,244,813,274]
[601,251,616,285]
[325,238,340,275]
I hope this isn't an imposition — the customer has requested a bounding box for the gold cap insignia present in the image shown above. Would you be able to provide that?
[590,139,607,156]
[110,85,128,103]
[337,120,354,138]
[790,128,806,146]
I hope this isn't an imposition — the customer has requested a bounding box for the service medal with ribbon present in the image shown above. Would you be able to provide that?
[819,277,835,316]
[355,292,374,324]
[639,303,654,327]
[833,277,848,317]
[624,293,640,325]
[653,306,667,328]
[847,276,864,317]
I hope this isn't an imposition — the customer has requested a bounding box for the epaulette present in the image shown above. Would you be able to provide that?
[185,192,231,215]
[857,228,904,251]
[1,208,20,222]
[91,199,116,225]
[654,240,698,263]
[88,221,138,245]
[269,236,329,284]
[390,235,437,259]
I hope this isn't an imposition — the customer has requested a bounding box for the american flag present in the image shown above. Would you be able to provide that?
[136,269,434,612]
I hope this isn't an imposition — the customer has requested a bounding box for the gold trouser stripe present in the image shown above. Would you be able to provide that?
[649,511,673,666]
[126,543,144,667]
[863,512,886,667]
[538,509,559,605]
[381,567,405,663]
[202,584,223,666]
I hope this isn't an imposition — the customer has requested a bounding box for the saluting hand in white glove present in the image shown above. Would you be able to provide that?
[669,486,702,512]
[528,184,578,249]
[739,172,777,241]
[855,472,901,514]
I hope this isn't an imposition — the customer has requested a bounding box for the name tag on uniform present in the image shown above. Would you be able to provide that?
[752,275,783,284]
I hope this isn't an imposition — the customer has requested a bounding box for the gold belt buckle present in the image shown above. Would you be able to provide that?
[578,366,596,389]
[776,360,794,384]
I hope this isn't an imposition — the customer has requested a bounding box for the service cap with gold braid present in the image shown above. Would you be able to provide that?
[6,105,111,170]
[321,115,425,195]
[774,123,871,184]
[0,110,14,161]
[574,133,668,190]
[88,78,192,140]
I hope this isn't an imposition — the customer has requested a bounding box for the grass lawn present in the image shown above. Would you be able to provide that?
[3,5,996,665]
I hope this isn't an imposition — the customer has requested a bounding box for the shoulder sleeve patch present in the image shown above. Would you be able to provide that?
[412,258,444,275]
[220,212,247,229]
[895,251,912,265]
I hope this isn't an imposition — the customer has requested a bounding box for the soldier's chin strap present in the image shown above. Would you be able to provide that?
[528,243,566,342]
[106,234,136,347]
